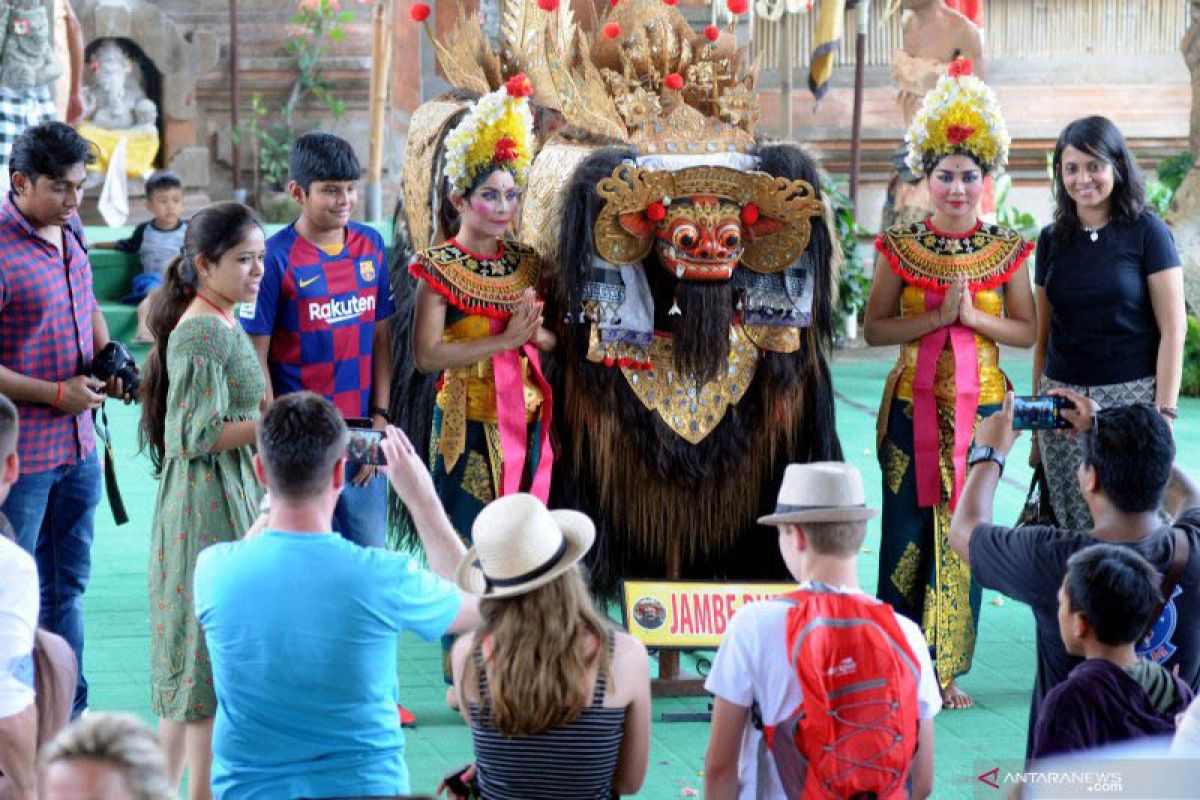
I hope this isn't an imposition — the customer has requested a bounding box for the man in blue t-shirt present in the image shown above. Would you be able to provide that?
[194,392,478,799]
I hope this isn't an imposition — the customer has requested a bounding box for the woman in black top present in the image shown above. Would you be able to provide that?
[1033,116,1186,528]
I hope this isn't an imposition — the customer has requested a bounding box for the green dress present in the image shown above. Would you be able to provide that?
[149,315,264,720]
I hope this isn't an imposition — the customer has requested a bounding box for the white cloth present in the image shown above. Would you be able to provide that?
[0,535,38,718]
[704,582,941,800]
[97,135,129,227]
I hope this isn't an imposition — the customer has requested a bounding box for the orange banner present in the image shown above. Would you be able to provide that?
[621,580,797,649]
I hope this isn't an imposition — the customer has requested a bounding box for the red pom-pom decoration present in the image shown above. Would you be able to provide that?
[505,73,533,98]
[646,201,667,223]
[536,0,559,10]
[610,0,619,6]
[664,72,684,91]
[740,203,760,226]
[493,136,519,164]
[945,124,976,146]
[408,2,431,22]
[704,24,720,42]
[947,58,974,78]
[663,0,678,6]
[726,0,749,14]
[603,356,616,367]
[618,357,631,368]
[603,22,621,39]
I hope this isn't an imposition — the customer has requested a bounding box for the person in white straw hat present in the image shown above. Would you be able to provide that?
[444,493,651,800]
[704,462,942,800]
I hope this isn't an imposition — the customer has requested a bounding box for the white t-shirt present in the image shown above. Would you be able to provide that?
[704,582,941,800]
[0,535,38,718]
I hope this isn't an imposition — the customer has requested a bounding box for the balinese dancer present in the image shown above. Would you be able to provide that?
[409,74,554,534]
[864,59,1035,709]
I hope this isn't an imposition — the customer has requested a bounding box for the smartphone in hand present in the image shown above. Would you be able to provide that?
[977,395,1075,430]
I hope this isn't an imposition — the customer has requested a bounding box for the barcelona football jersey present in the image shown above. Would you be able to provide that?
[241,221,394,418]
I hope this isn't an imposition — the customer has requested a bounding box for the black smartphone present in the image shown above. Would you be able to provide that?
[977,395,1075,430]
[344,418,386,465]
[443,763,477,798]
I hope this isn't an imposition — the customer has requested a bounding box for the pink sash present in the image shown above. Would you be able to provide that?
[489,318,554,502]
[912,288,980,510]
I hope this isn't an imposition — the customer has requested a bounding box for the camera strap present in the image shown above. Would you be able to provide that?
[1143,527,1189,641]
[93,405,129,526]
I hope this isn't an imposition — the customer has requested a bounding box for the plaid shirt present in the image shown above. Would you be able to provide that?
[0,194,96,472]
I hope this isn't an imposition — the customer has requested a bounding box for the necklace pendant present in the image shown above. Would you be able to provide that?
[1089,231,1099,242]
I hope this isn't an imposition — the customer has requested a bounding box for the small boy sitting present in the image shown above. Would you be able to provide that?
[1032,543,1194,760]
[93,171,187,343]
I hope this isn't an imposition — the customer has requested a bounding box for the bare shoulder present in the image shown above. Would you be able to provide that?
[606,630,650,704]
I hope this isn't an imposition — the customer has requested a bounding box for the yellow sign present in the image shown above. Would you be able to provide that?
[621,580,798,649]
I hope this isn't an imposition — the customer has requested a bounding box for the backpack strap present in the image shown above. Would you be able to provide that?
[1144,528,1190,640]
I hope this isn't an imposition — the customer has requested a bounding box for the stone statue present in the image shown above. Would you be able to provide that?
[82,39,145,128]
[76,38,160,178]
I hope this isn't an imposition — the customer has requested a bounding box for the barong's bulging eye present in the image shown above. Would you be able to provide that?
[672,225,699,251]
[718,224,741,250]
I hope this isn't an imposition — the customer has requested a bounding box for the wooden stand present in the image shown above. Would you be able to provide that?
[651,538,708,698]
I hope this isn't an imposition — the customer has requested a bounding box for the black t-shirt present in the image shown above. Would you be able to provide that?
[1034,211,1180,386]
[969,508,1200,757]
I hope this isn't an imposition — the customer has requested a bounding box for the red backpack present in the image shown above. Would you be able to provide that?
[753,587,921,800]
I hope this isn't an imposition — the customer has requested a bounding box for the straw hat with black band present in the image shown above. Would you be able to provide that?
[456,493,596,598]
[757,462,880,526]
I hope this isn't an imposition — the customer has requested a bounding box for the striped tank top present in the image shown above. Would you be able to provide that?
[468,631,626,799]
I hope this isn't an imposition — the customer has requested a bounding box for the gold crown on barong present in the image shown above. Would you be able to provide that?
[414,0,824,270]
[416,0,758,154]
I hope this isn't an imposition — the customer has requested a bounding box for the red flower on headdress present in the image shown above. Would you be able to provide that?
[740,203,759,226]
[726,0,749,15]
[947,58,973,78]
[664,73,684,91]
[646,202,667,223]
[493,136,520,164]
[946,125,975,145]
[408,2,431,22]
[536,0,559,10]
[505,73,533,98]
[610,0,619,6]
[603,22,621,39]
[663,0,678,6]
[703,25,721,42]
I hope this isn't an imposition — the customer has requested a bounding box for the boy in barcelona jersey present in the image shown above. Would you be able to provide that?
[242,132,395,549]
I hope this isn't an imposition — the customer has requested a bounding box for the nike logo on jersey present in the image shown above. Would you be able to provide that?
[298,275,320,288]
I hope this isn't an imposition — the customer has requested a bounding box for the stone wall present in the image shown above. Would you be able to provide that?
[129,0,422,214]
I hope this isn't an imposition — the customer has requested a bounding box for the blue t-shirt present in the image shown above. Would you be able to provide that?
[194,531,462,799]
[240,221,395,418]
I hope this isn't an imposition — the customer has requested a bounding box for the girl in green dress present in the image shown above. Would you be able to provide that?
[138,203,266,799]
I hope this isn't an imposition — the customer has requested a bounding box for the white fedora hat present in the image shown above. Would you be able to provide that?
[757,462,879,525]
[456,493,596,598]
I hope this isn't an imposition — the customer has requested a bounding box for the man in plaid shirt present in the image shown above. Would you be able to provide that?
[0,121,122,716]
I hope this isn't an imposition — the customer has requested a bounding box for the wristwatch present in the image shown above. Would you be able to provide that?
[967,444,1005,476]
[370,406,392,423]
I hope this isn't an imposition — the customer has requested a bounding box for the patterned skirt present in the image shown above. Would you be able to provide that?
[876,398,981,690]
[1036,375,1156,530]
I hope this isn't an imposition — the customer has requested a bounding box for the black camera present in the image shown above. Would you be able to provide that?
[91,341,141,400]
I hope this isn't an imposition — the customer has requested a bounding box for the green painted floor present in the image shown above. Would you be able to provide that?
[80,349,1200,798]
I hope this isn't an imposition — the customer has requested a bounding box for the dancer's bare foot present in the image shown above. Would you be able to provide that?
[941,680,974,709]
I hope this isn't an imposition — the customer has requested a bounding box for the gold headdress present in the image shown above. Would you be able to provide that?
[905,59,1009,175]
